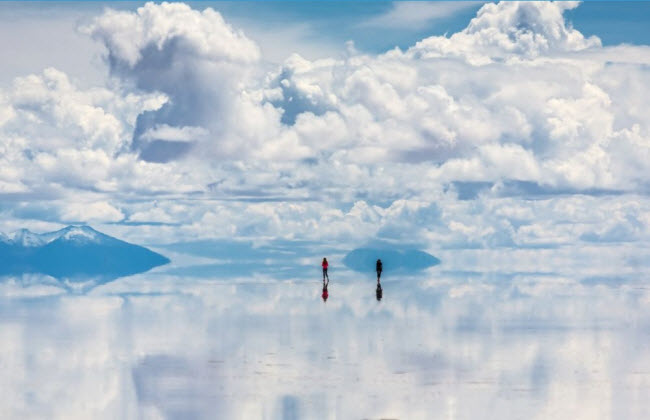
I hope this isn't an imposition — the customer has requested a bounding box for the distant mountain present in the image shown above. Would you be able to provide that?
[343,247,440,273]
[0,225,169,279]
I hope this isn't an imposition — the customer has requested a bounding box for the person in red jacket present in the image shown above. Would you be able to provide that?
[322,257,329,281]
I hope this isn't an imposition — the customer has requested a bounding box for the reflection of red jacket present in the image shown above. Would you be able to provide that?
[322,261,328,269]
[322,289,328,300]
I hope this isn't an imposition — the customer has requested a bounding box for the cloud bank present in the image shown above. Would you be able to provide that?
[1,1,650,249]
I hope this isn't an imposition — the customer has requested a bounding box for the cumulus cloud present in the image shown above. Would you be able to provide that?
[0,68,165,195]
[82,2,282,162]
[408,1,601,63]
[76,1,650,191]
[2,1,650,248]
[59,201,124,223]
[262,1,650,195]
[83,2,260,67]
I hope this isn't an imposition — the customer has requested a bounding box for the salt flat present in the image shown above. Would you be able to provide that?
[2,245,649,419]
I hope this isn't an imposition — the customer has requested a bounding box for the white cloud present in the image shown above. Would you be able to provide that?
[140,124,209,142]
[10,68,127,153]
[1,1,650,249]
[59,201,124,223]
[81,2,260,67]
[82,1,278,163]
[261,2,649,195]
[407,1,601,63]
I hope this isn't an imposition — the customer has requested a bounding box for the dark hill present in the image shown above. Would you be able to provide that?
[343,247,440,273]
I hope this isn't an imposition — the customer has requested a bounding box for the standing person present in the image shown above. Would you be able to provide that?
[322,257,329,282]
[376,259,383,281]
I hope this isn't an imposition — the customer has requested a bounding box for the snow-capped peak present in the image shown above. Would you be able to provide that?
[56,225,103,243]
[1,225,106,246]
[9,228,46,247]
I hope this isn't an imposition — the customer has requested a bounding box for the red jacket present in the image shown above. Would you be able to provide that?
[322,261,328,269]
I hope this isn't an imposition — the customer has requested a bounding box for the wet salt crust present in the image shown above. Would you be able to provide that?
[1,245,649,419]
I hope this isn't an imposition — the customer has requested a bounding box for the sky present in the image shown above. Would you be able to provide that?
[1,1,650,255]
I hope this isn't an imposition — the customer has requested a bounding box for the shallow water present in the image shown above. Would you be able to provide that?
[2,248,650,419]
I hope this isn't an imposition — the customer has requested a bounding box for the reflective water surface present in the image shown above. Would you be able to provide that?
[2,246,650,419]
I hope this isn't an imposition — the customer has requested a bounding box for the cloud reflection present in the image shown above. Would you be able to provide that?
[1,246,650,419]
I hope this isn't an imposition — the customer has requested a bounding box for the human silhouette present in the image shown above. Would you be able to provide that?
[322,257,329,281]
[376,258,383,281]
[322,279,329,302]
[376,280,383,301]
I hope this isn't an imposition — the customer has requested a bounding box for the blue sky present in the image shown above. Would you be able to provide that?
[214,1,650,50]
[0,1,650,253]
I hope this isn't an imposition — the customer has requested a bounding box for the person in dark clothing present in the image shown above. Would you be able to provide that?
[322,257,329,281]
[376,259,383,281]
[376,281,383,301]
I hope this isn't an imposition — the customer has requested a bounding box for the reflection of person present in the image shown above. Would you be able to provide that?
[376,281,382,301]
[322,257,329,281]
[322,279,329,302]
[376,259,383,281]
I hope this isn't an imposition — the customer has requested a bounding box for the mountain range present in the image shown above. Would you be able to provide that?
[0,225,169,279]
